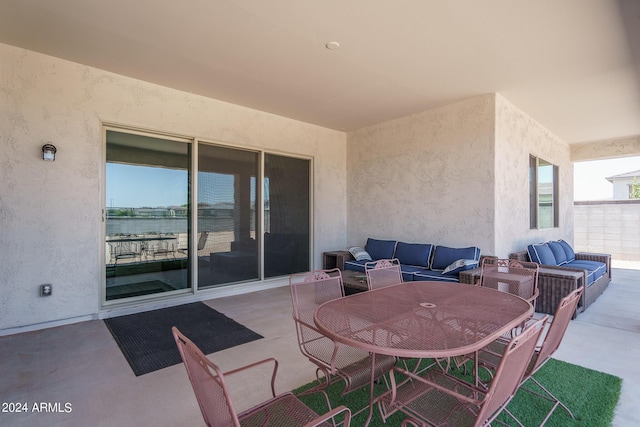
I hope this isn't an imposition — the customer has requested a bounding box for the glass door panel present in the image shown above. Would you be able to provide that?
[105,130,190,301]
[264,154,310,278]
[198,144,259,287]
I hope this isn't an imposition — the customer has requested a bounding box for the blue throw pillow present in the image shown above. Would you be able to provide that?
[431,246,480,271]
[365,238,397,260]
[557,239,576,262]
[394,242,433,267]
[527,243,557,265]
[547,241,568,265]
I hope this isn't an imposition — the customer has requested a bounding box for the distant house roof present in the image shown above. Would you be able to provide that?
[606,169,640,183]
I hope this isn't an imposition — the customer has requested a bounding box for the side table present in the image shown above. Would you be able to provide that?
[458,267,482,285]
[341,269,368,295]
[322,250,354,271]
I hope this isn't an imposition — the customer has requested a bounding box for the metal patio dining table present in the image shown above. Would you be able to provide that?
[314,280,533,425]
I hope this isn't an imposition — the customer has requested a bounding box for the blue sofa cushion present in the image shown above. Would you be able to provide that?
[344,259,367,273]
[547,241,568,265]
[395,242,433,268]
[566,260,606,286]
[527,243,557,265]
[399,265,425,282]
[558,239,576,262]
[366,238,397,260]
[431,246,480,271]
[345,259,422,282]
[413,270,460,283]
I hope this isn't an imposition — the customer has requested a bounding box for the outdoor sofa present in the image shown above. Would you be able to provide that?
[510,239,611,316]
[344,238,481,283]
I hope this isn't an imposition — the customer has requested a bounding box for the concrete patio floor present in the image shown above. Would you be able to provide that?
[0,267,638,426]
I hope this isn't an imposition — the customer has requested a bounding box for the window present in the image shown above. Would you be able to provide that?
[529,155,558,229]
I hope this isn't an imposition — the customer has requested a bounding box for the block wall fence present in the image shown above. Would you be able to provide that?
[574,200,640,261]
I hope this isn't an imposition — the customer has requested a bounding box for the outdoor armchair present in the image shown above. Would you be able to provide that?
[479,258,539,310]
[289,269,397,396]
[365,258,402,290]
[378,316,547,427]
[172,326,351,427]
[476,287,583,425]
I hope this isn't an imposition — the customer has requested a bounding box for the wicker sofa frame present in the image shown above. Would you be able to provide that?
[509,250,611,317]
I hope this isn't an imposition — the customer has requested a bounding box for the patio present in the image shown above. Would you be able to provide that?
[1,265,638,427]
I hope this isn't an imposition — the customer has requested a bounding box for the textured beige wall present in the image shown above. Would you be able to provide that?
[0,43,346,331]
[495,95,573,257]
[346,94,573,259]
[346,95,497,253]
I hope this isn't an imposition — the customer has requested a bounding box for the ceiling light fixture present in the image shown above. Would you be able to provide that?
[325,41,340,50]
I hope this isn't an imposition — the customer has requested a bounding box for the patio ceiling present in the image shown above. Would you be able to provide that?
[0,0,639,143]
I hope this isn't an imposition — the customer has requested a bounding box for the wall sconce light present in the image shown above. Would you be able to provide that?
[42,144,57,161]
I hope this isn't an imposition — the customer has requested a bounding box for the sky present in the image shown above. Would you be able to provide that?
[106,163,189,208]
[106,163,259,208]
[108,156,639,207]
[574,156,640,201]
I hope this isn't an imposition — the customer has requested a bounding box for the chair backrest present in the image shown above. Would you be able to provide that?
[290,269,344,323]
[475,315,548,427]
[172,326,240,427]
[479,258,539,303]
[289,269,344,356]
[197,231,209,250]
[527,287,583,377]
[365,258,402,290]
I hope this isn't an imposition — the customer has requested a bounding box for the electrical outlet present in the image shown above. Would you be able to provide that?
[40,284,52,296]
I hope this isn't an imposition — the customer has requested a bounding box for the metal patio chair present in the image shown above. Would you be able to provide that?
[289,269,397,397]
[479,258,539,309]
[172,327,351,427]
[379,315,547,427]
[365,258,402,290]
[110,235,143,265]
[364,258,435,373]
[177,231,209,256]
[147,233,177,260]
[476,287,584,426]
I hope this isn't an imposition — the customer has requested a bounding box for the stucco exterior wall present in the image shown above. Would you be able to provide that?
[494,95,573,257]
[345,94,572,260]
[346,95,496,254]
[0,43,347,331]
[571,135,640,162]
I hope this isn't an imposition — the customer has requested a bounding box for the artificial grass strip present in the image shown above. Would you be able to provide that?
[294,358,621,427]
[503,358,622,427]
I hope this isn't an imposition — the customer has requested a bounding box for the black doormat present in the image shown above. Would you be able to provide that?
[106,280,177,300]
[104,302,263,376]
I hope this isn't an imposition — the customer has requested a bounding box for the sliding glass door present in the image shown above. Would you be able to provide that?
[264,154,310,278]
[105,130,191,301]
[104,128,311,302]
[197,144,260,287]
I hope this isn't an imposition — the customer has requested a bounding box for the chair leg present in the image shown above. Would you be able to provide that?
[493,408,526,427]
[295,366,332,398]
[520,376,575,425]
